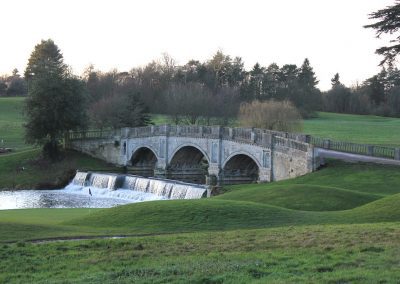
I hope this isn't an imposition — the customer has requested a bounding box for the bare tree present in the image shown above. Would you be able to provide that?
[238,100,303,132]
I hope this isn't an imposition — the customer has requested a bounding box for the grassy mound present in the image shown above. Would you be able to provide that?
[338,193,400,223]
[65,199,312,232]
[217,184,379,211]
[65,193,400,234]
[217,160,400,212]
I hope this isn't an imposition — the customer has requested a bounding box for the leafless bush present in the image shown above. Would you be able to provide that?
[238,100,303,132]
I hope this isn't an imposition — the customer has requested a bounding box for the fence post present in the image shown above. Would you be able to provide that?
[395,148,400,160]
[305,135,311,144]
[367,145,374,156]
[229,128,233,139]
[199,126,203,137]
[323,139,331,149]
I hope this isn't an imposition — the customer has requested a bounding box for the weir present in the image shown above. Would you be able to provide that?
[69,171,208,200]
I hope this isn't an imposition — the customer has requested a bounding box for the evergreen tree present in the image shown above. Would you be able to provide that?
[331,73,341,87]
[365,1,400,65]
[24,39,88,160]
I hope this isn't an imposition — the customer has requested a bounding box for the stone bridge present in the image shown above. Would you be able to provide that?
[67,125,319,185]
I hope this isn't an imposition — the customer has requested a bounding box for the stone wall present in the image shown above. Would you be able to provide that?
[70,138,122,165]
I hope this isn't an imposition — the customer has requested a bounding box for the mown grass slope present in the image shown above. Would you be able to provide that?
[218,160,400,211]
[218,184,380,211]
[0,149,122,189]
[65,193,400,233]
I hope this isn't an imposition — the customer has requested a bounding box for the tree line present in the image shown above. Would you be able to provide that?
[0,68,27,96]
[21,1,400,160]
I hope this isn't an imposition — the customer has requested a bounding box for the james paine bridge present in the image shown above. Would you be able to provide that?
[66,125,319,185]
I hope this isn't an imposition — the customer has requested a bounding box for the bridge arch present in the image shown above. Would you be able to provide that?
[222,151,261,184]
[130,146,158,177]
[168,144,210,184]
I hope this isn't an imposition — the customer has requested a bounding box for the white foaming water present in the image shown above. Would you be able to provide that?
[73,172,89,186]
[68,171,207,202]
[89,173,117,189]
[122,175,207,199]
[64,184,165,202]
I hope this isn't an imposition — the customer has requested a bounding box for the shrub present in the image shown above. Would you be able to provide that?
[238,100,303,132]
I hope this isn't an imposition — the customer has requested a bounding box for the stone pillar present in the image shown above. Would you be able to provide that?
[258,167,271,182]
[211,126,222,138]
[250,129,256,143]
[323,139,331,149]
[208,164,221,185]
[261,133,272,147]
[229,128,233,139]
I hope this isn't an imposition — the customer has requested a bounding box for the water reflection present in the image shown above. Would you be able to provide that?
[0,190,132,210]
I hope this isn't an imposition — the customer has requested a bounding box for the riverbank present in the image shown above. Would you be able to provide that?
[0,149,122,190]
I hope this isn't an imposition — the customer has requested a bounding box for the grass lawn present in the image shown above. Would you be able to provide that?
[303,112,400,146]
[0,97,34,152]
[0,223,399,283]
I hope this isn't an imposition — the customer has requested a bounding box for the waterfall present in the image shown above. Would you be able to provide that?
[72,172,89,186]
[66,171,208,201]
[89,173,118,190]
[122,175,207,199]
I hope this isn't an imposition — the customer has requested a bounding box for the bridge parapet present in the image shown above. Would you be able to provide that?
[116,124,310,150]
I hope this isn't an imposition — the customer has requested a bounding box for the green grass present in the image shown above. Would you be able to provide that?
[217,160,400,211]
[0,149,122,189]
[0,223,399,283]
[0,97,33,152]
[218,184,380,211]
[303,112,400,146]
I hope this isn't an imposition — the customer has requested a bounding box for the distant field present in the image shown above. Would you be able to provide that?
[303,112,400,146]
[0,97,32,152]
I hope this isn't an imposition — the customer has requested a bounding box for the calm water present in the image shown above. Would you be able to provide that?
[0,187,164,210]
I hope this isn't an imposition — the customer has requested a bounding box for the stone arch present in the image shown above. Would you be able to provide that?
[168,144,210,184]
[130,146,158,177]
[168,143,210,165]
[222,151,260,185]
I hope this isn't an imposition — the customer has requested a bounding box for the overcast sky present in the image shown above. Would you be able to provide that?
[0,0,395,90]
